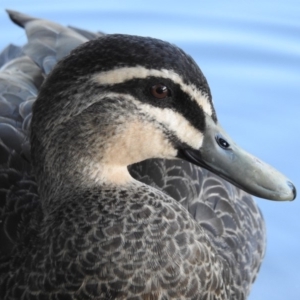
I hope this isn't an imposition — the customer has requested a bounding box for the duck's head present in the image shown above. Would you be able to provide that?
[31,34,296,204]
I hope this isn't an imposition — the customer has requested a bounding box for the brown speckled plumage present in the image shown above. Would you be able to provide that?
[0,10,266,299]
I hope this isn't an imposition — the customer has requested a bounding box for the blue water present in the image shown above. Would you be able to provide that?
[1,1,299,299]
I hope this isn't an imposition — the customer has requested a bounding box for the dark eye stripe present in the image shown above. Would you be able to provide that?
[102,77,207,132]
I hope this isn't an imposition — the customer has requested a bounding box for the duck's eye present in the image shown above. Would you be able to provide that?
[151,84,170,99]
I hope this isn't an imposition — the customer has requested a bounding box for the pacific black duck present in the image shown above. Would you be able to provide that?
[0,10,296,300]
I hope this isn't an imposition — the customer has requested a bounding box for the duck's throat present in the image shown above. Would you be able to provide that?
[81,162,134,186]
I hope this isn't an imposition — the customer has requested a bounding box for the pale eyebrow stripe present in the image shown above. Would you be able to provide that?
[93,66,213,116]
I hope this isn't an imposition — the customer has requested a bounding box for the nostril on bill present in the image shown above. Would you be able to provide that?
[215,135,230,149]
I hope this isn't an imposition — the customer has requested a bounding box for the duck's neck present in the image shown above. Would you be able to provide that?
[31,97,177,213]
[42,179,160,229]
[38,166,138,215]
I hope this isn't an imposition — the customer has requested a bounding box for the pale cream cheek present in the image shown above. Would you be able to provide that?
[79,105,204,186]
[102,120,177,166]
[81,120,177,185]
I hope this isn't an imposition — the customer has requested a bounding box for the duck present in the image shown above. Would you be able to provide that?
[0,10,296,300]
